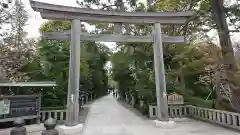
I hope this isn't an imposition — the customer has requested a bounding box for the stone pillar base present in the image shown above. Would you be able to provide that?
[58,124,83,135]
[169,117,190,122]
[153,120,176,129]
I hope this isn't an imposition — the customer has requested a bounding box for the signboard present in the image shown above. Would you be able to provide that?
[0,95,40,121]
[0,99,10,115]
[167,92,184,105]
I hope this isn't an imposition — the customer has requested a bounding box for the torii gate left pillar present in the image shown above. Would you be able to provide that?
[59,19,83,134]
[66,20,81,126]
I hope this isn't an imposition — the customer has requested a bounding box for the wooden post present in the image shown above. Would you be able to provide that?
[152,23,169,121]
[66,19,81,126]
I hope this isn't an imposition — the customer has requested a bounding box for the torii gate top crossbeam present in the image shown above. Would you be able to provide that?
[30,1,193,24]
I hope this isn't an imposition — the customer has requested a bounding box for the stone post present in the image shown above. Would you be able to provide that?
[10,118,26,135]
[140,100,144,108]
[131,95,135,107]
[42,118,58,135]
[86,94,88,103]
[82,96,84,106]
[125,94,128,103]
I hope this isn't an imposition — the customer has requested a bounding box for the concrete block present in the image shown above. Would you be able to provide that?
[154,120,176,129]
[58,124,83,135]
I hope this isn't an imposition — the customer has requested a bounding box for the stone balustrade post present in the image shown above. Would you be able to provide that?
[10,118,26,135]
[82,97,84,105]
[42,117,58,135]
[131,95,135,107]
[125,94,128,103]
[86,95,88,103]
[140,100,144,108]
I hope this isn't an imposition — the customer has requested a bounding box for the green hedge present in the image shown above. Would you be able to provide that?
[185,97,213,108]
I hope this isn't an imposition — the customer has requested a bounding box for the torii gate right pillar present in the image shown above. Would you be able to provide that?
[152,23,176,128]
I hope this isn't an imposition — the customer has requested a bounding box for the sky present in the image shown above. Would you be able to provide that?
[25,0,97,38]
[24,0,146,51]
[24,0,147,38]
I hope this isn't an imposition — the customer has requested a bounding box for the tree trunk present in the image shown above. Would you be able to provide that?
[211,0,240,112]
[211,0,236,70]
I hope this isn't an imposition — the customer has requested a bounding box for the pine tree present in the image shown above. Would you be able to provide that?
[0,2,35,81]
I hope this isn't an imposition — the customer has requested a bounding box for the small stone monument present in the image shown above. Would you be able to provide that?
[42,117,58,135]
[10,118,26,135]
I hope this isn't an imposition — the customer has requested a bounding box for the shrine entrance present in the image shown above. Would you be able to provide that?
[30,0,192,133]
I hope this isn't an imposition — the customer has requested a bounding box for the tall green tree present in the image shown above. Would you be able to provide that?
[110,2,222,109]
[154,0,240,111]
[21,20,110,107]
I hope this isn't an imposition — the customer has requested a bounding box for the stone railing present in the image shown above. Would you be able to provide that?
[39,94,94,123]
[149,105,189,119]
[188,105,240,131]
[40,110,66,122]
[149,105,240,131]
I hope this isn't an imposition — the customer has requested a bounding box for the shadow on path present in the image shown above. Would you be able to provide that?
[116,99,149,120]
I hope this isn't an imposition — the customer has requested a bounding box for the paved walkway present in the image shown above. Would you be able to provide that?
[82,95,239,135]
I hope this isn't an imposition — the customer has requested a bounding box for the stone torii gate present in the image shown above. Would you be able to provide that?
[30,0,192,133]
